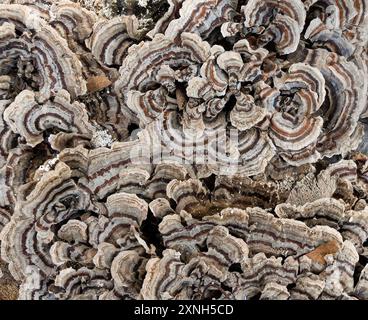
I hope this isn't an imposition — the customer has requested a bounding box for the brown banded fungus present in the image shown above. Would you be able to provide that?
[0,0,367,300]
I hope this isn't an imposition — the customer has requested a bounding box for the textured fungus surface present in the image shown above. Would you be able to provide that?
[0,0,367,300]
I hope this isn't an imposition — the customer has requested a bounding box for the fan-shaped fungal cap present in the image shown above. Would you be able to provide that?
[86,15,143,66]
[4,90,94,147]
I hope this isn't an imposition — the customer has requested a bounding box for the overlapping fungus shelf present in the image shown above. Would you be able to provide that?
[0,0,367,300]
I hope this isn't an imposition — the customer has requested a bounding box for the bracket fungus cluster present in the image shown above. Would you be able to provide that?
[0,0,367,300]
